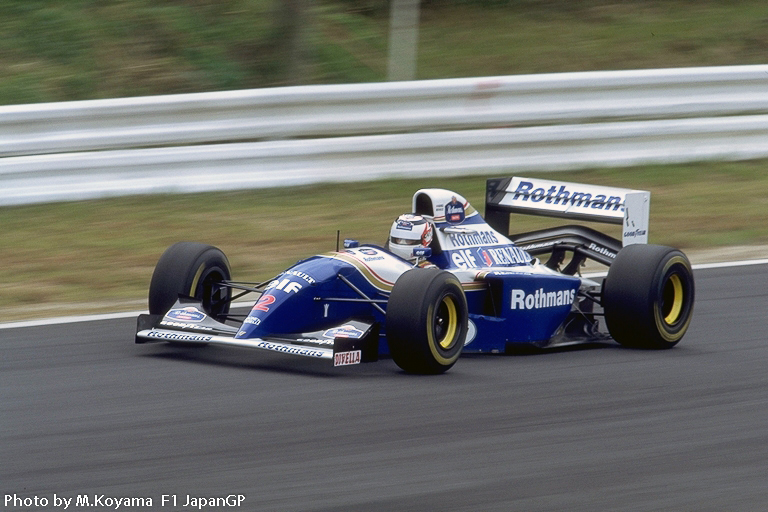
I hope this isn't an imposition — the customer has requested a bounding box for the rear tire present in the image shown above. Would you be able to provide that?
[387,268,468,374]
[603,244,694,349]
[148,242,232,320]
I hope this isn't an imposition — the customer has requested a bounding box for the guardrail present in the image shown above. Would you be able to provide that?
[1,65,768,205]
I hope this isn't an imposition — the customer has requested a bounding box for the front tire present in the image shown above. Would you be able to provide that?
[387,268,468,374]
[148,242,232,320]
[603,244,694,349]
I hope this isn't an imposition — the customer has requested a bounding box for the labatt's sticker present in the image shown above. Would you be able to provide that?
[166,306,206,322]
[323,324,365,339]
[444,197,466,224]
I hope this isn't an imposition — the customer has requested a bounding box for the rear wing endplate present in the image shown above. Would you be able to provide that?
[486,177,650,247]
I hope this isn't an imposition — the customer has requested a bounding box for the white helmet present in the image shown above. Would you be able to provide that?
[388,214,433,260]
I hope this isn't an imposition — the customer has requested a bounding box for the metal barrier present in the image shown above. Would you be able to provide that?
[1,65,767,205]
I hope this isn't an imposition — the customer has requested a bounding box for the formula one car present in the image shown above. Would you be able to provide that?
[136,176,695,374]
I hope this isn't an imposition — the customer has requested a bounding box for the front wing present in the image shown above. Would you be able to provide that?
[135,302,379,367]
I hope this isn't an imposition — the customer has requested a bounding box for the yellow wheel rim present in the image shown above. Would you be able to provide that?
[437,295,458,349]
[663,274,684,325]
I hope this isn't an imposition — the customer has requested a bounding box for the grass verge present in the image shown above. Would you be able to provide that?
[1,161,766,320]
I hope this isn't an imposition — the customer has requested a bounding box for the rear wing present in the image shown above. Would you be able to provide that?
[486,177,650,246]
[485,177,650,271]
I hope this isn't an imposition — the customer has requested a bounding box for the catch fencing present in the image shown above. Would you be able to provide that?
[1,65,767,205]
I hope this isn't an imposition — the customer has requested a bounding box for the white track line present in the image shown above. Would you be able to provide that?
[692,258,768,270]
[0,302,254,330]
[582,257,768,279]
[1,258,766,330]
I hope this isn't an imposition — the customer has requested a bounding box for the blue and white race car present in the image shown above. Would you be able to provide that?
[136,177,695,374]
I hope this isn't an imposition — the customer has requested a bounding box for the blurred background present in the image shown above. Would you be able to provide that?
[2,0,767,104]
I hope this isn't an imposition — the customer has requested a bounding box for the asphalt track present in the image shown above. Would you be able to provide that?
[2,263,768,512]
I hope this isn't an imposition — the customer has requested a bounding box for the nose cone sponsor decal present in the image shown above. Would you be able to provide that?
[324,324,365,339]
[166,306,206,322]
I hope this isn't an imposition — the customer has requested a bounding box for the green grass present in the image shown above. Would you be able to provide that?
[2,162,767,319]
[1,1,767,104]
[416,2,768,77]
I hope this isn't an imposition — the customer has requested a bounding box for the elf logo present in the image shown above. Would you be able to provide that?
[511,288,576,310]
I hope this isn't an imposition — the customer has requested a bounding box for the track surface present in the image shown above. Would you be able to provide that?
[2,264,768,511]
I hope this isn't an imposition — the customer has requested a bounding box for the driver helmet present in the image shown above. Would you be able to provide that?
[388,214,433,260]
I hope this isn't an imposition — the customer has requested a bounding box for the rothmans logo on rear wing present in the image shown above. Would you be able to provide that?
[486,177,650,246]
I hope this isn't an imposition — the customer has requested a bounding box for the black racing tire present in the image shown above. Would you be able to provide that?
[603,244,694,349]
[387,268,468,374]
[148,242,232,320]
